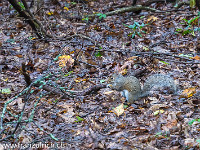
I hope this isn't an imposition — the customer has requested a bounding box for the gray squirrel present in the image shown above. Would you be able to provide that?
[107,74,177,103]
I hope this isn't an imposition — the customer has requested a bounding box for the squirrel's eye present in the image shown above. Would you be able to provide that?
[107,84,112,88]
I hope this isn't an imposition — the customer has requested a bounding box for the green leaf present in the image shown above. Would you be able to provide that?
[183,18,189,23]
[96,13,101,16]
[100,79,105,83]
[140,16,145,19]
[154,110,160,116]
[131,32,136,38]
[123,24,129,27]
[176,28,182,32]
[102,14,106,19]
[50,134,59,141]
[174,3,178,7]
[179,54,193,58]
[188,119,196,125]
[189,16,199,24]
[182,30,191,35]
[123,105,128,108]
[75,116,84,122]
[53,99,59,103]
[191,30,195,36]
[134,22,140,26]
[64,71,73,76]
[30,90,34,94]
[141,23,145,27]
[128,24,136,29]
[71,2,77,4]
[155,132,162,137]
[54,54,62,61]
[143,46,149,51]
[184,25,191,30]
[17,2,25,10]
[96,13,106,19]
[1,88,11,94]
[39,85,44,89]
[136,31,142,37]
[82,17,89,22]
[194,28,200,31]
[60,87,65,90]
[160,61,169,64]
[95,51,102,57]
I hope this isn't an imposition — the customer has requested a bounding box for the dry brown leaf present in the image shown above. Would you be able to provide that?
[149,104,169,111]
[116,123,127,129]
[127,56,138,60]
[162,119,178,131]
[147,16,158,23]
[112,103,124,117]
[58,55,74,68]
[119,69,127,75]
[120,60,135,72]
[180,87,196,98]
[192,55,200,60]
[87,59,97,66]
[104,91,114,95]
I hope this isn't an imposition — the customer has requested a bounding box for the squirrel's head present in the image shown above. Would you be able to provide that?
[107,74,124,90]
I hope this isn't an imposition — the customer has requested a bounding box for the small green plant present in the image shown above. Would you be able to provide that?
[155,132,162,137]
[188,118,200,125]
[95,51,102,57]
[124,22,147,38]
[75,116,84,122]
[1,88,11,94]
[155,132,170,139]
[82,16,89,22]
[10,2,25,10]
[64,71,73,76]
[179,53,193,59]
[176,15,200,36]
[54,54,62,61]
[71,2,77,5]
[96,13,106,19]
[160,61,169,65]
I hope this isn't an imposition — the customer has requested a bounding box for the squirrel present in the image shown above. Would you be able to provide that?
[107,74,177,104]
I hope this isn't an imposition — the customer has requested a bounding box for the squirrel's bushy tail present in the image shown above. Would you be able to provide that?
[141,74,177,98]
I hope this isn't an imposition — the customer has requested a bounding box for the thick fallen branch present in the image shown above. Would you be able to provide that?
[87,5,162,19]
[105,5,162,16]
[88,1,192,19]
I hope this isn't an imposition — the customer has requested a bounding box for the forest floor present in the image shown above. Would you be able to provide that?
[0,0,200,149]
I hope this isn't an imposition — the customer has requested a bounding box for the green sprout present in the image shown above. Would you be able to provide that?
[124,22,147,38]
[96,13,106,19]
[188,118,200,125]
[176,15,200,36]
[75,116,84,122]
